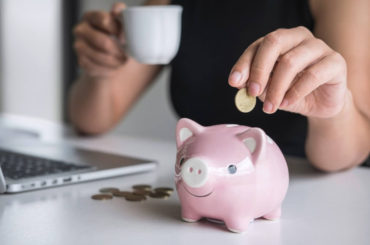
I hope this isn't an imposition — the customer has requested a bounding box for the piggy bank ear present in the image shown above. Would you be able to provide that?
[237,128,266,163]
[176,118,204,148]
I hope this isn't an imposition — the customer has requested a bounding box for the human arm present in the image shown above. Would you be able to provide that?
[68,0,168,134]
[304,0,370,171]
[228,0,370,171]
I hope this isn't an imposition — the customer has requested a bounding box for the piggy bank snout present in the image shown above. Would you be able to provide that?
[181,158,208,188]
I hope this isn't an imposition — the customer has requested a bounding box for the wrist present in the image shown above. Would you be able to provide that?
[308,89,353,128]
[82,72,114,83]
[305,88,370,171]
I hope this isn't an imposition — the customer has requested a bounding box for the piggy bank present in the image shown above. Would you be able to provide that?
[174,118,289,233]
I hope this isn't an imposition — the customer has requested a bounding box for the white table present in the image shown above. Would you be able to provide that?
[0,134,369,245]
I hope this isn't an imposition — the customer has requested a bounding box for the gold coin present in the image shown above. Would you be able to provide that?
[91,194,113,200]
[154,187,174,195]
[125,193,147,202]
[234,88,256,113]
[132,184,152,191]
[113,191,132,198]
[133,189,152,196]
[149,192,170,199]
[99,187,119,194]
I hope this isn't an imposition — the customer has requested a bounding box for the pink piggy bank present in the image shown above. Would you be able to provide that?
[175,118,289,233]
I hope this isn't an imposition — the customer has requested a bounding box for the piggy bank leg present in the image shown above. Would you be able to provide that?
[181,209,202,223]
[224,216,253,233]
[263,207,281,220]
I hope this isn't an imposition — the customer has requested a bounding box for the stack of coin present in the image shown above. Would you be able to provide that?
[91,184,174,202]
[124,193,147,202]
[91,194,113,200]
[112,191,132,198]
[132,184,151,191]
[151,187,173,199]
[99,187,119,194]
[133,185,174,200]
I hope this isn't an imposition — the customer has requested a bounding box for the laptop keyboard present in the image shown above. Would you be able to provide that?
[0,149,91,180]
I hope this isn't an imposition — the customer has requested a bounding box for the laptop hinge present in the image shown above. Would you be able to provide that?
[0,167,6,193]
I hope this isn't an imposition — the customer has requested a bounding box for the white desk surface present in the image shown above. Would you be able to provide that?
[0,134,369,245]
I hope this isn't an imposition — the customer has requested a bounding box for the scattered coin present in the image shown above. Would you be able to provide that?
[92,185,173,202]
[133,189,152,196]
[113,191,133,198]
[154,187,174,194]
[132,184,152,191]
[99,187,120,194]
[234,88,256,113]
[149,192,170,199]
[91,194,113,200]
[125,194,147,202]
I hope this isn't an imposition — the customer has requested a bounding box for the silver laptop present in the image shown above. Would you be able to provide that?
[0,114,157,193]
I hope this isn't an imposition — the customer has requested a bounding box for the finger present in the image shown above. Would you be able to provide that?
[74,39,126,68]
[83,11,120,35]
[257,76,270,102]
[228,37,263,88]
[257,61,278,102]
[111,2,126,17]
[281,52,346,109]
[246,26,313,97]
[111,2,126,43]
[74,22,125,57]
[78,55,116,78]
[263,38,331,113]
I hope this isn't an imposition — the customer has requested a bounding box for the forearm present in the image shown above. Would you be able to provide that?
[68,58,162,134]
[305,90,370,172]
[68,73,118,134]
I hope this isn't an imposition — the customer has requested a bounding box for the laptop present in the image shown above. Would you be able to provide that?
[0,115,157,194]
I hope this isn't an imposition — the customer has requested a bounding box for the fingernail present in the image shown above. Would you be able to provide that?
[280,99,288,108]
[248,82,260,96]
[229,71,242,85]
[263,101,274,113]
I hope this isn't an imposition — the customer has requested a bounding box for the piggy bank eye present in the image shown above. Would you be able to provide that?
[228,165,237,174]
[179,158,185,166]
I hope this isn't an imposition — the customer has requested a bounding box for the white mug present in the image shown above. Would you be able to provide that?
[121,5,183,65]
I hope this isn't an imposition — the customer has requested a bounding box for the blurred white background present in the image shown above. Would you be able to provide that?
[0,0,178,140]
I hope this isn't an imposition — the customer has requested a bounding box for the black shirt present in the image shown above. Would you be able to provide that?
[170,0,314,156]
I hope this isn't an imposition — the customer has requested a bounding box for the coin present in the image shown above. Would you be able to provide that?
[149,192,170,199]
[91,194,113,200]
[94,184,173,202]
[99,187,119,194]
[133,189,152,196]
[154,187,174,194]
[132,184,152,191]
[125,193,147,202]
[234,88,256,113]
[113,191,132,198]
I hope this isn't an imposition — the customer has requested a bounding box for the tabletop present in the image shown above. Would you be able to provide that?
[0,134,369,245]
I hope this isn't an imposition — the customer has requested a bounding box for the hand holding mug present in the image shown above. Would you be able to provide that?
[74,2,183,78]
[73,3,127,79]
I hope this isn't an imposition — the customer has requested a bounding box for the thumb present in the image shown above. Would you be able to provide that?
[111,2,126,17]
